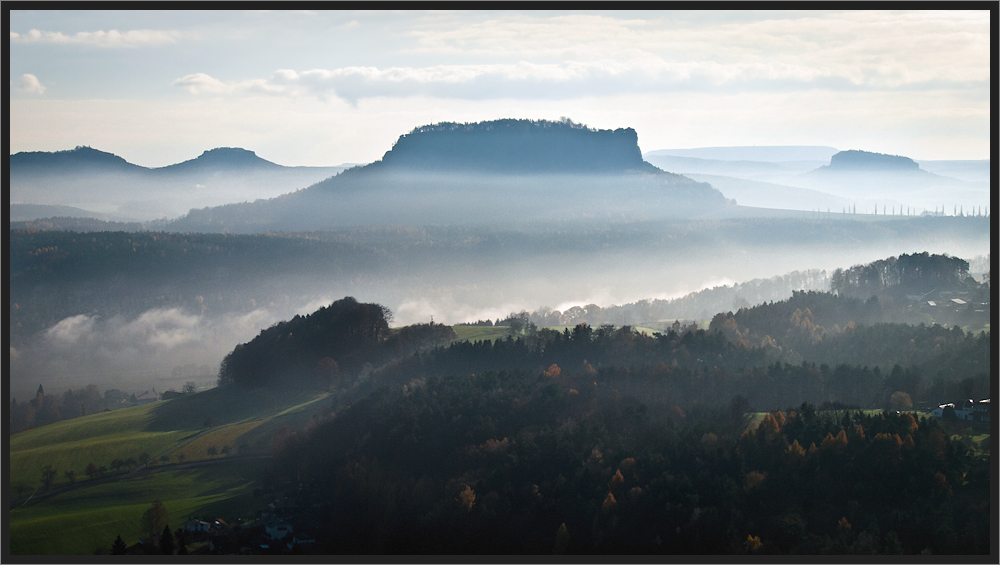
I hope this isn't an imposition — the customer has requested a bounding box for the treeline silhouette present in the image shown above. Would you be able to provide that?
[218,297,455,389]
[832,252,972,299]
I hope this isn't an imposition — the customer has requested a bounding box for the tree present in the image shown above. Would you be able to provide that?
[85,462,99,478]
[41,465,57,490]
[141,500,168,543]
[64,469,77,484]
[890,391,913,411]
[182,381,197,394]
[176,529,188,555]
[458,485,476,512]
[110,535,127,555]
[316,357,340,387]
[159,525,175,555]
[207,445,218,457]
[553,523,570,554]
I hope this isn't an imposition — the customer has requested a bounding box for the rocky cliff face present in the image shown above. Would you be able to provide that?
[376,119,655,173]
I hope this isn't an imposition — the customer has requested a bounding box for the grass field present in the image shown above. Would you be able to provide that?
[451,324,698,345]
[452,325,516,343]
[8,387,332,555]
[9,387,330,491]
[9,460,264,555]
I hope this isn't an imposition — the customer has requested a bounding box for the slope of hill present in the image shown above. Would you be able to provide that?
[10,203,114,222]
[165,119,730,232]
[916,159,990,184]
[645,145,839,163]
[682,173,853,212]
[152,147,285,175]
[8,386,332,555]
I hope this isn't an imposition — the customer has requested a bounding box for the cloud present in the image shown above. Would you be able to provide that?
[160,11,984,105]
[12,73,46,94]
[10,28,181,47]
[121,308,201,349]
[174,36,987,105]
[173,72,291,96]
[12,305,288,394]
[172,72,233,94]
[45,314,96,345]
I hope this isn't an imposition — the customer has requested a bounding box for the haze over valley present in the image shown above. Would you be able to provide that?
[8,9,990,558]
[8,119,991,401]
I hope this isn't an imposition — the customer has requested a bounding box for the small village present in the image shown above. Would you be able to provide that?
[125,496,321,555]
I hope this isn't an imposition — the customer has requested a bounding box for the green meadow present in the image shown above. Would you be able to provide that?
[9,460,263,555]
[8,386,332,555]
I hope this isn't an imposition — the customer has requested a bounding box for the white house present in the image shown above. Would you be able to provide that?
[185,519,211,533]
[265,518,293,540]
[931,399,990,422]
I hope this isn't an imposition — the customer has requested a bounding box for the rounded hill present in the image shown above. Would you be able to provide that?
[9,146,147,174]
[154,147,282,174]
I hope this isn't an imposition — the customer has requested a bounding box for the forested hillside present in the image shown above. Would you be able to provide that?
[260,362,989,554]
[198,276,992,556]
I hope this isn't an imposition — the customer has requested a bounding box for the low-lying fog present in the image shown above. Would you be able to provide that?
[9,225,990,401]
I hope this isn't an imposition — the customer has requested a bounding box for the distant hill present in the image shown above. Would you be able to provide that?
[791,150,989,213]
[153,147,285,175]
[645,145,839,163]
[916,160,990,184]
[682,173,854,212]
[9,147,349,221]
[821,149,919,172]
[9,203,113,222]
[166,119,730,232]
[377,119,658,173]
[9,146,149,175]
[642,155,792,177]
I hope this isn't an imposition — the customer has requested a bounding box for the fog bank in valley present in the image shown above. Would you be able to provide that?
[10,218,989,401]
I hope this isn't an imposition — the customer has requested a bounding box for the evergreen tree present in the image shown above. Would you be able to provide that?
[176,529,188,555]
[159,525,174,555]
[110,535,127,555]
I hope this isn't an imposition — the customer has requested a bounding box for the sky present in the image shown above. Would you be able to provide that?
[8,9,992,168]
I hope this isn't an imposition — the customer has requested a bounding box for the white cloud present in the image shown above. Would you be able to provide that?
[45,314,96,345]
[121,308,201,349]
[12,73,46,94]
[172,72,233,94]
[10,28,182,47]
[173,10,988,107]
